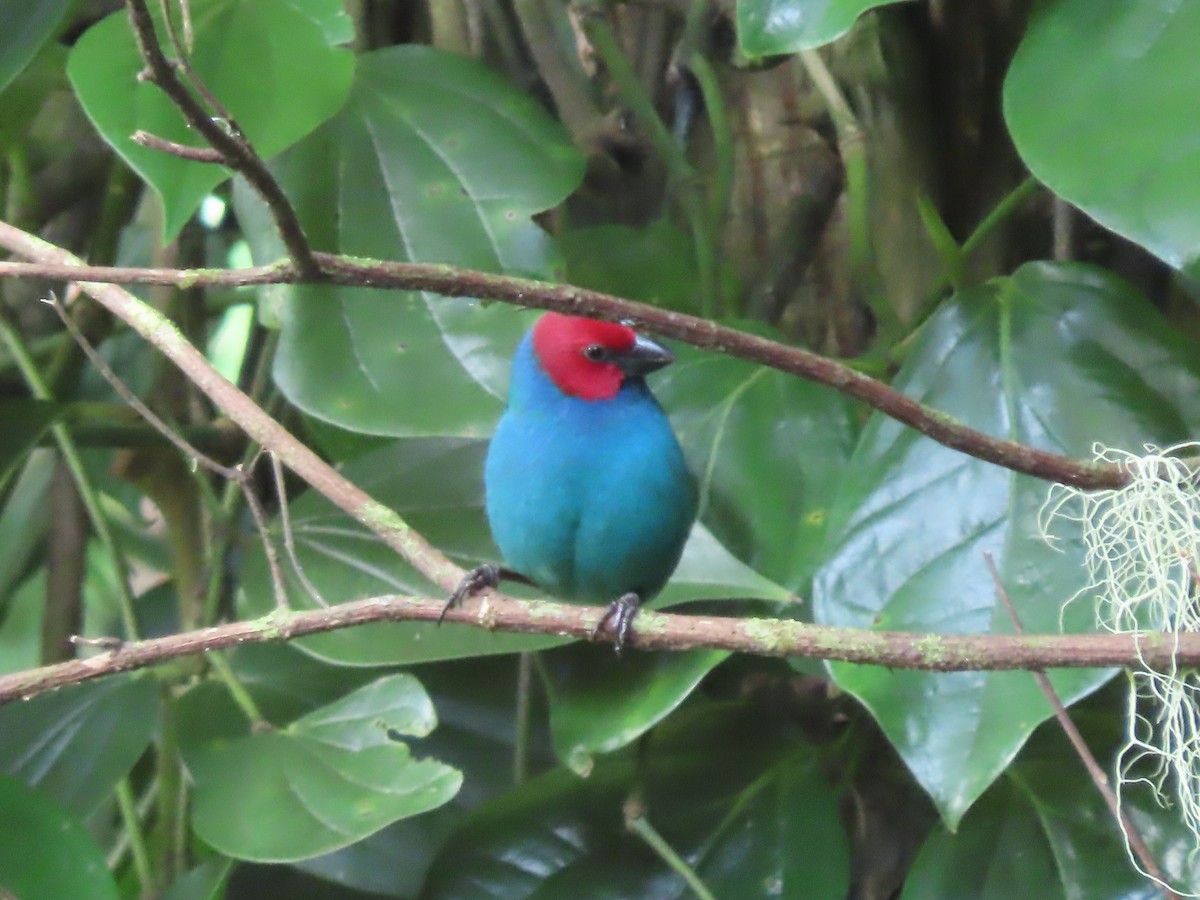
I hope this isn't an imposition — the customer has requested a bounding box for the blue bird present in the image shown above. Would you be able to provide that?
[446,312,697,651]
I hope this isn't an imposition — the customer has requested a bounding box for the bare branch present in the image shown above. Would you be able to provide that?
[0,249,1127,490]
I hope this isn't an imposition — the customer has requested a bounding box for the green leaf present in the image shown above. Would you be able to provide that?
[0,0,73,94]
[1005,0,1200,275]
[658,343,859,591]
[235,45,584,437]
[182,673,462,862]
[296,656,555,896]
[0,676,158,816]
[815,262,1200,827]
[67,0,354,241]
[544,644,730,775]
[239,438,789,666]
[736,0,912,55]
[904,720,1200,898]
[0,774,119,900]
[183,649,550,895]
[423,701,850,898]
[0,398,60,490]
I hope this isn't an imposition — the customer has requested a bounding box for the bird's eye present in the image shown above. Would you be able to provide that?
[583,344,607,362]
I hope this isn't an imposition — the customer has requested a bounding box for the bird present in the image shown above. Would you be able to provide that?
[444,311,697,652]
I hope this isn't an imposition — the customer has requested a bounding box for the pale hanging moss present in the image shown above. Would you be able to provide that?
[1041,442,1200,894]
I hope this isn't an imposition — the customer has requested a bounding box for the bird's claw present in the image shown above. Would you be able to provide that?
[439,564,501,624]
[591,592,642,654]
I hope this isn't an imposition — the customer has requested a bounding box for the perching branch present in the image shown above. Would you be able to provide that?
[0,247,1126,490]
[123,0,320,277]
[3,590,1200,707]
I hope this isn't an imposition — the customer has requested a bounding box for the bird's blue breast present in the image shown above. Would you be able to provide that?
[485,333,697,603]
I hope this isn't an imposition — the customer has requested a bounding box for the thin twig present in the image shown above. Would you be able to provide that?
[983,552,1180,899]
[0,243,1128,490]
[45,293,291,610]
[237,455,289,610]
[132,130,223,163]
[123,0,320,277]
[270,451,328,608]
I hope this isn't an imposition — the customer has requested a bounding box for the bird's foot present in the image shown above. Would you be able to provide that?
[591,592,642,654]
[439,564,502,624]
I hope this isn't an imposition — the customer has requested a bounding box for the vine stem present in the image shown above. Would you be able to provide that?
[115,778,154,891]
[626,803,716,900]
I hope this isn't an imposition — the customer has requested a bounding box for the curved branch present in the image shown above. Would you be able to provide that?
[0,247,1126,489]
[1,592,1196,707]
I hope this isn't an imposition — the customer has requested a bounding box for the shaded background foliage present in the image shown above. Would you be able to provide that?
[0,0,1198,897]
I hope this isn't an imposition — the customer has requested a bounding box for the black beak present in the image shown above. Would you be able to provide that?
[614,333,674,378]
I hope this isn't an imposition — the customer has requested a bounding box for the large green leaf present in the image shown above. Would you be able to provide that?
[235,45,584,437]
[67,0,354,241]
[422,701,850,898]
[0,676,158,816]
[1005,0,1200,275]
[239,438,789,666]
[658,344,858,591]
[904,718,1200,898]
[737,0,911,55]
[0,774,119,900]
[814,262,1200,827]
[177,647,552,895]
[0,0,73,94]
[181,673,461,862]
